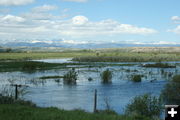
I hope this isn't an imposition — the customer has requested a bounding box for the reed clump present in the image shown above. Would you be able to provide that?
[101,69,113,83]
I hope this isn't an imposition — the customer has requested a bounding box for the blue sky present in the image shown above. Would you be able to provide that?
[0,0,180,44]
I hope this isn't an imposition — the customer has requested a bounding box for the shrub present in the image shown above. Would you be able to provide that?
[161,75,180,104]
[63,68,78,85]
[0,95,36,107]
[101,69,112,83]
[0,95,14,104]
[125,94,162,119]
[172,75,180,82]
[131,75,142,82]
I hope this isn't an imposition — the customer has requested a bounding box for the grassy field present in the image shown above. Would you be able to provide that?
[0,52,94,60]
[73,52,180,62]
[0,47,180,62]
[0,52,180,62]
[0,104,151,120]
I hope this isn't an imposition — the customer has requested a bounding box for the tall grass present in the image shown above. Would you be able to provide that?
[131,75,142,82]
[73,52,180,62]
[63,68,78,85]
[101,69,112,83]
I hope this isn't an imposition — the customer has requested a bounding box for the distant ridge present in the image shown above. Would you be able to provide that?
[1,41,180,49]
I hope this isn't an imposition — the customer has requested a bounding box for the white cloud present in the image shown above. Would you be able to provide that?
[134,41,179,45]
[32,5,58,12]
[171,16,180,24]
[0,0,34,6]
[25,26,50,33]
[72,16,88,25]
[0,14,26,23]
[22,12,54,20]
[168,25,180,34]
[57,17,157,36]
[113,24,156,34]
[0,15,157,42]
[153,41,178,45]
[21,12,66,21]
[62,40,88,44]
[168,16,180,34]
[62,0,88,3]
[171,16,180,21]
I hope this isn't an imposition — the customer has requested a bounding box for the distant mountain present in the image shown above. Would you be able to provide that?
[1,41,180,49]
[3,42,64,47]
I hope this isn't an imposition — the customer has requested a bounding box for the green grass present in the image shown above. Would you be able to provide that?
[1,48,180,62]
[72,52,180,62]
[0,96,152,120]
[0,104,152,120]
[0,48,179,72]
[0,52,94,60]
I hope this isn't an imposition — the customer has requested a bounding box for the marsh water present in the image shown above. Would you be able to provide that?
[1,59,180,113]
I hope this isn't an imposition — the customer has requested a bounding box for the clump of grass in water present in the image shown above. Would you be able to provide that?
[39,76,64,79]
[101,69,112,84]
[131,75,142,82]
[143,63,176,68]
[88,77,93,81]
[63,68,78,85]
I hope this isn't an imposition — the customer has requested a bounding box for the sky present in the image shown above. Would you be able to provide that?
[0,0,180,44]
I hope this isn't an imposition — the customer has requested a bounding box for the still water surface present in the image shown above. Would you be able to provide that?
[1,58,180,113]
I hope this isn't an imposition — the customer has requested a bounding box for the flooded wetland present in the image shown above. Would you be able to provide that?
[1,58,179,113]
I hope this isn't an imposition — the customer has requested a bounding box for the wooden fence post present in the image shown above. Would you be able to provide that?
[15,84,18,100]
[12,84,23,100]
[94,89,97,113]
